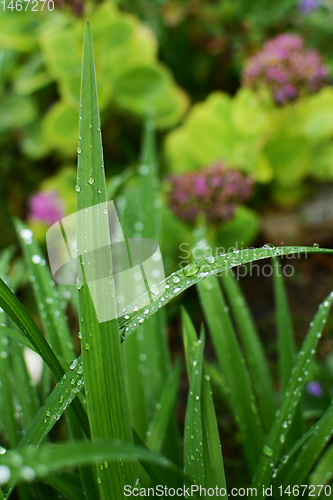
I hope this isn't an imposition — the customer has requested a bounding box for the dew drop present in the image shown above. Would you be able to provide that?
[205,255,215,264]
[75,184,81,192]
[263,445,274,457]
[20,229,33,241]
[150,284,160,296]
[313,243,319,248]
[32,255,41,264]
[88,177,95,185]
[75,276,83,290]
[172,275,181,284]
[77,147,82,154]
[183,263,200,277]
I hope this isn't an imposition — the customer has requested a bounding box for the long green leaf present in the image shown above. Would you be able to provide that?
[221,269,275,433]
[0,325,37,353]
[15,219,76,364]
[0,331,19,448]
[0,441,187,487]
[272,401,333,480]
[76,21,137,499]
[273,258,304,451]
[183,326,205,487]
[146,360,181,453]
[182,308,227,495]
[273,258,297,389]
[309,444,333,492]
[281,401,333,486]
[119,246,333,341]
[121,121,178,464]
[0,278,89,438]
[41,472,84,500]
[4,356,85,499]
[252,291,333,493]
[201,364,227,496]
[10,341,40,431]
[197,273,263,475]
[14,220,96,497]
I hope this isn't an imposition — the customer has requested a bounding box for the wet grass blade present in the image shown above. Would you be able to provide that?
[273,258,297,389]
[120,246,333,341]
[106,167,133,201]
[201,364,227,495]
[0,278,66,380]
[281,402,333,486]
[0,325,37,352]
[40,472,84,500]
[10,341,40,431]
[0,278,89,438]
[121,122,179,464]
[183,325,205,487]
[309,444,333,490]
[252,291,333,493]
[14,219,76,364]
[270,402,333,482]
[197,274,263,476]
[182,308,227,494]
[0,332,20,448]
[76,21,137,498]
[146,360,181,453]
[3,356,85,499]
[273,258,304,447]
[221,270,275,434]
[1,441,188,488]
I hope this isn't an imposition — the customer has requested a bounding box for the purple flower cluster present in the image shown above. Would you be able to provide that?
[242,34,328,104]
[166,162,253,225]
[306,381,324,398]
[28,190,64,225]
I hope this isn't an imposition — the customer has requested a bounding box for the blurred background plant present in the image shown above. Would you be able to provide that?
[2,0,333,254]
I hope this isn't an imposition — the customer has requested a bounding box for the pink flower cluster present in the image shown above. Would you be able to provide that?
[166,162,253,225]
[242,34,328,104]
[28,190,64,225]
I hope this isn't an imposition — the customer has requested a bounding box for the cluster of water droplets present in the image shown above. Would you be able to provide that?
[42,357,84,430]
[120,245,313,341]
[258,291,333,482]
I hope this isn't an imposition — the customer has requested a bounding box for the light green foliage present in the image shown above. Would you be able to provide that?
[0,2,188,158]
[165,87,333,204]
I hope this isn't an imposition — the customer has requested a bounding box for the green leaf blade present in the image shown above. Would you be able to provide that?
[76,20,137,498]
[252,291,333,491]
[183,326,205,487]
[221,269,275,433]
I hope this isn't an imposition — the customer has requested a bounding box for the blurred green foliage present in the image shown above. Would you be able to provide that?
[0,1,188,159]
[1,0,333,252]
[165,86,333,206]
